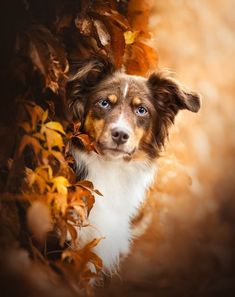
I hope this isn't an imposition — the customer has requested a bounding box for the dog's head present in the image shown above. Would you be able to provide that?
[67,57,201,161]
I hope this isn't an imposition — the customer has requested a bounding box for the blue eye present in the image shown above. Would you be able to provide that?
[135,106,148,116]
[98,99,110,109]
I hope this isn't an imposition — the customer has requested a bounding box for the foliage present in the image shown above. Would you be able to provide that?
[0,0,158,295]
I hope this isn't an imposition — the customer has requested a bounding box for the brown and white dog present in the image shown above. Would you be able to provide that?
[67,57,200,274]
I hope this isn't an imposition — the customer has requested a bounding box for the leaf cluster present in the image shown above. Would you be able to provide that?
[0,0,158,294]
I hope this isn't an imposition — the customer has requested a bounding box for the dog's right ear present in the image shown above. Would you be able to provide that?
[66,56,115,123]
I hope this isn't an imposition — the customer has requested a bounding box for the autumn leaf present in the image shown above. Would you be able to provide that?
[49,192,68,217]
[93,19,111,47]
[25,168,47,194]
[18,135,43,157]
[51,176,70,196]
[66,223,78,246]
[44,121,65,135]
[76,180,103,196]
[0,0,160,292]
[62,237,104,272]
[125,41,157,76]
[18,122,32,133]
[44,128,64,151]
[26,24,69,92]
[25,165,53,194]
[76,180,94,190]
[42,109,49,123]
[91,6,129,31]
[71,133,97,152]
[124,30,139,45]
[104,20,126,69]
[24,103,44,130]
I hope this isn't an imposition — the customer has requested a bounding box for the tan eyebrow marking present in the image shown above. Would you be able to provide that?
[108,94,118,103]
[132,96,142,106]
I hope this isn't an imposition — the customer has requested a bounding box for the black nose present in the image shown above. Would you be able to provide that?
[111,128,130,145]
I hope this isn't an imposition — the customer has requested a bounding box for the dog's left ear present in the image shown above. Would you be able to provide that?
[147,72,201,114]
[66,56,115,123]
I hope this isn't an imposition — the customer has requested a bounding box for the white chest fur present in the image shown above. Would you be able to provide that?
[73,150,157,273]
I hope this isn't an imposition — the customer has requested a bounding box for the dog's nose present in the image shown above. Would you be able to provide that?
[111,128,130,145]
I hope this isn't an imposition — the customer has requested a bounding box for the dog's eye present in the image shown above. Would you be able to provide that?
[98,99,110,109]
[135,106,148,116]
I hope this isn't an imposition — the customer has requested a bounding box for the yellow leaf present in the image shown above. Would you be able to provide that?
[124,30,139,45]
[48,192,68,216]
[25,167,36,186]
[44,128,64,151]
[51,176,70,195]
[45,121,65,135]
[35,165,53,180]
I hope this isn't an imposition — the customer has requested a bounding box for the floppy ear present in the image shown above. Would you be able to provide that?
[147,72,201,150]
[147,72,201,114]
[66,56,115,123]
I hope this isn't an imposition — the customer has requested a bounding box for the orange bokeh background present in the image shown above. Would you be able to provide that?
[99,1,235,296]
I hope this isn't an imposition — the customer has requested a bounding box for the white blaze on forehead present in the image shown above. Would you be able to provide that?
[123,81,129,98]
[111,113,131,133]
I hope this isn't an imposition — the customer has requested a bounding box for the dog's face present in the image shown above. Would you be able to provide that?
[82,73,157,160]
[68,57,201,161]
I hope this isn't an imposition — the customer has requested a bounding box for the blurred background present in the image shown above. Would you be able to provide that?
[98,0,235,296]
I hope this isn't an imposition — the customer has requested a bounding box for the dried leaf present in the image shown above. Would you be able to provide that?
[93,19,111,46]
[67,223,78,246]
[125,41,157,76]
[76,180,94,190]
[26,24,69,92]
[91,6,129,30]
[72,133,96,152]
[45,121,65,135]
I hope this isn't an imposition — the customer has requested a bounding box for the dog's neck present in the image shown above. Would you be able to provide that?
[72,149,157,272]
[74,150,157,213]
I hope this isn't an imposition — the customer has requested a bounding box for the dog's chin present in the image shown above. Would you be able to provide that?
[100,147,135,161]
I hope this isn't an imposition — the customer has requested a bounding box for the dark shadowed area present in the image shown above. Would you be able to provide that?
[97,0,235,296]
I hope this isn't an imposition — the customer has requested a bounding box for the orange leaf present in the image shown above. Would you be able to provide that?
[72,133,96,152]
[18,135,43,156]
[67,223,78,246]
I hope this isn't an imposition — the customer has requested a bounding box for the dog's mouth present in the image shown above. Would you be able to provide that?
[97,144,136,159]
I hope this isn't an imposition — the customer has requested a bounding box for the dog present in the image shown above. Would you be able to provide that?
[67,56,201,274]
